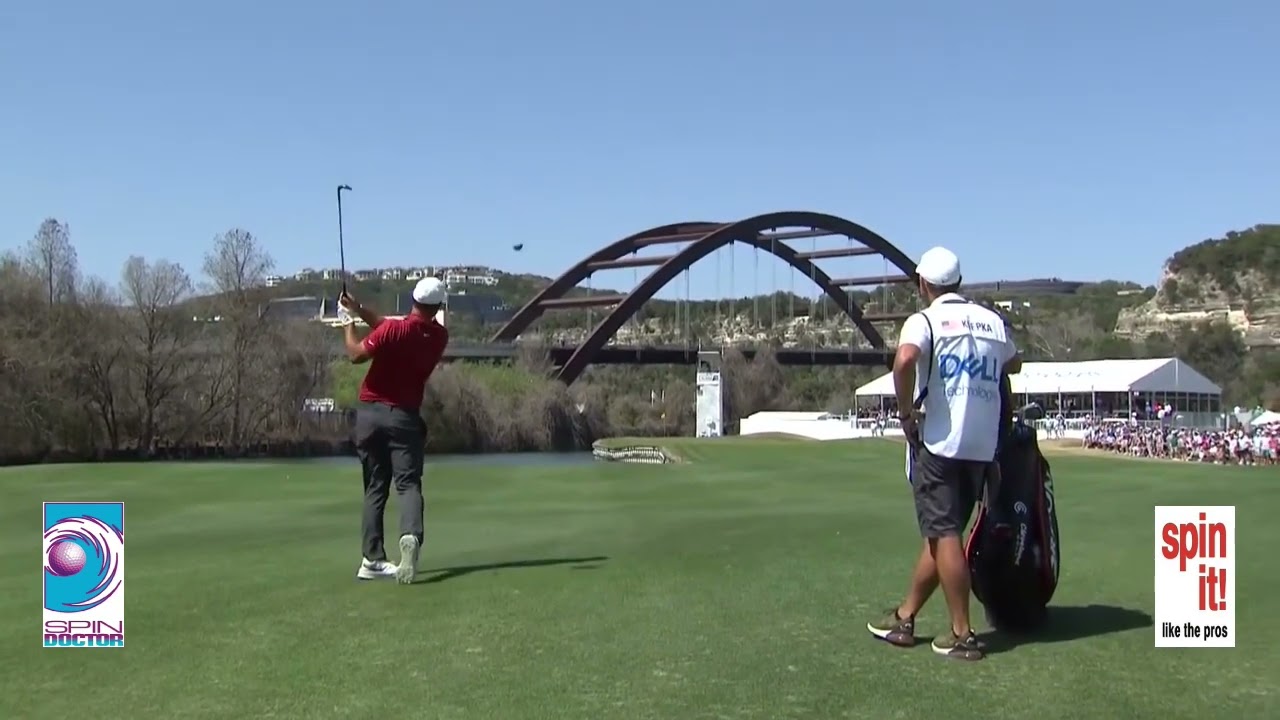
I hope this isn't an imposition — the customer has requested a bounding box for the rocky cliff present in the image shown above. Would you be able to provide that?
[1115,224,1280,347]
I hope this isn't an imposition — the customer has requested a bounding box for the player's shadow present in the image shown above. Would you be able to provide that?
[413,556,608,584]
[984,604,1152,654]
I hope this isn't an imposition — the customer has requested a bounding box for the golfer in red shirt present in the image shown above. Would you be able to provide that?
[338,277,449,584]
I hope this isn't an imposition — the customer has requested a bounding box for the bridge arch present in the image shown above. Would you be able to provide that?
[491,211,918,385]
[492,221,722,343]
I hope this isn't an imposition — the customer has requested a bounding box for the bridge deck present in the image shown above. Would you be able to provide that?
[305,336,892,366]
[437,343,892,367]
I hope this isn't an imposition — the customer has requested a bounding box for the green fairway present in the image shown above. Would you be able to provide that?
[2,440,1277,719]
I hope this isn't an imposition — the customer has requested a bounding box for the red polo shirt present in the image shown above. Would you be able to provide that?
[358,314,449,410]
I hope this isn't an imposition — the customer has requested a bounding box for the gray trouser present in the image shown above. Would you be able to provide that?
[354,402,426,561]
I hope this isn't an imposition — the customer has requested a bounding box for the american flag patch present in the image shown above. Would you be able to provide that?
[940,320,955,329]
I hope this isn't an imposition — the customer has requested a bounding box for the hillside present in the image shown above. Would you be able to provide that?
[249,267,1161,350]
[1116,224,1280,347]
[259,270,907,345]
[8,214,1278,419]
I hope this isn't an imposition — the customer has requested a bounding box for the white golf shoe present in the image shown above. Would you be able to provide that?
[396,535,420,585]
[356,558,398,580]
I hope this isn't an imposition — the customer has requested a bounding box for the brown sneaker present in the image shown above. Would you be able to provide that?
[867,609,916,647]
[931,630,985,661]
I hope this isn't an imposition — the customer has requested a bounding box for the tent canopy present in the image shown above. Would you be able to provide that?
[854,358,1221,398]
[1253,410,1280,426]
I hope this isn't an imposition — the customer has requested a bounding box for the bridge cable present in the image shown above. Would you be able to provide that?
[632,250,639,357]
[729,240,736,333]
[882,256,889,315]
[683,268,691,351]
[810,234,818,360]
[674,269,681,350]
[788,254,795,331]
[847,235,855,361]
[715,246,721,333]
[770,233,777,330]
[587,271,594,344]
[753,242,759,342]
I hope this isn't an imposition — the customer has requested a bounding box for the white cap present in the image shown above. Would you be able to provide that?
[915,246,962,286]
[412,277,447,305]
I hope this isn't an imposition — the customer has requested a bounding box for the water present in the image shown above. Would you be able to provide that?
[303,452,595,467]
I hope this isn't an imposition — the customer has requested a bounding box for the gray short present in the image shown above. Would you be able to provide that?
[908,444,994,539]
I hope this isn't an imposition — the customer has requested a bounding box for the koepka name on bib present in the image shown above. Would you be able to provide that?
[960,318,995,333]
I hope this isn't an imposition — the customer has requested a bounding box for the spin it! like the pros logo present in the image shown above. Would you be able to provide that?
[1154,506,1234,648]
[43,502,125,648]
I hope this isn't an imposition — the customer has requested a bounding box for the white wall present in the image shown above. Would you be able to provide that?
[738,412,1086,442]
[739,414,868,440]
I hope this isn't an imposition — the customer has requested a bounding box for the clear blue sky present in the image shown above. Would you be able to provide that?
[3,0,1276,300]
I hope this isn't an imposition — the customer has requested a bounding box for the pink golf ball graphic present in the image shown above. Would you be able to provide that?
[47,540,87,576]
[44,515,124,613]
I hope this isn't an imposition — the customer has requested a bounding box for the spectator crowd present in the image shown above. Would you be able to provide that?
[1084,421,1279,465]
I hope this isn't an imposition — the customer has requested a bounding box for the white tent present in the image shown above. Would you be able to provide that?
[1253,410,1280,426]
[854,358,1221,398]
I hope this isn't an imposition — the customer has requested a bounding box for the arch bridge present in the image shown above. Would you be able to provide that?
[491,211,919,385]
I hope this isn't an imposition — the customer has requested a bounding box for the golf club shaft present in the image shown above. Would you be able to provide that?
[336,185,350,295]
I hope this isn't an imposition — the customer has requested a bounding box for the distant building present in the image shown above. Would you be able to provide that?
[265,274,285,288]
[294,268,318,282]
[390,290,513,324]
[261,296,323,322]
[321,268,340,280]
[443,269,498,287]
[353,269,378,282]
[994,299,1032,310]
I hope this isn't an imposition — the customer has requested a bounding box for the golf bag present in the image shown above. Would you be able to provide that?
[965,379,1061,631]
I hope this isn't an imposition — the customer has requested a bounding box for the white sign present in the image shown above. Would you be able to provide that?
[303,398,337,412]
[695,371,722,438]
[1153,506,1235,648]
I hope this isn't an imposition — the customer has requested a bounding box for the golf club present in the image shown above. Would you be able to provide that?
[336,184,353,295]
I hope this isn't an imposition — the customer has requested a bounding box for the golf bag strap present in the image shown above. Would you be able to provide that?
[911,298,973,410]
[911,312,934,410]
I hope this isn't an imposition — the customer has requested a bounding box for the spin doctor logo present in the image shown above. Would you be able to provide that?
[1154,506,1234,648]
[43,502,125,648]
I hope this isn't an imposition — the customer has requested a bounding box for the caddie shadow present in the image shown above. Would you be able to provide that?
[983,604,1153,654]
[412,556,609,585]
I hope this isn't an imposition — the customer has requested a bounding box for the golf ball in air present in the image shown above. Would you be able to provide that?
[48,540,87,576]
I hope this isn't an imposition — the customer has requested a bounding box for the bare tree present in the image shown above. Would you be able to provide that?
[120,256,194,453]
[743,347,788,413]
[74,278,130,451]
[0,253,46,457]
[202,229,275,448]
[261,321,333,437]
[25,219,79,305]
[1023,310,1098,360]
[202,228,274,300]
[3,240,98,454]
